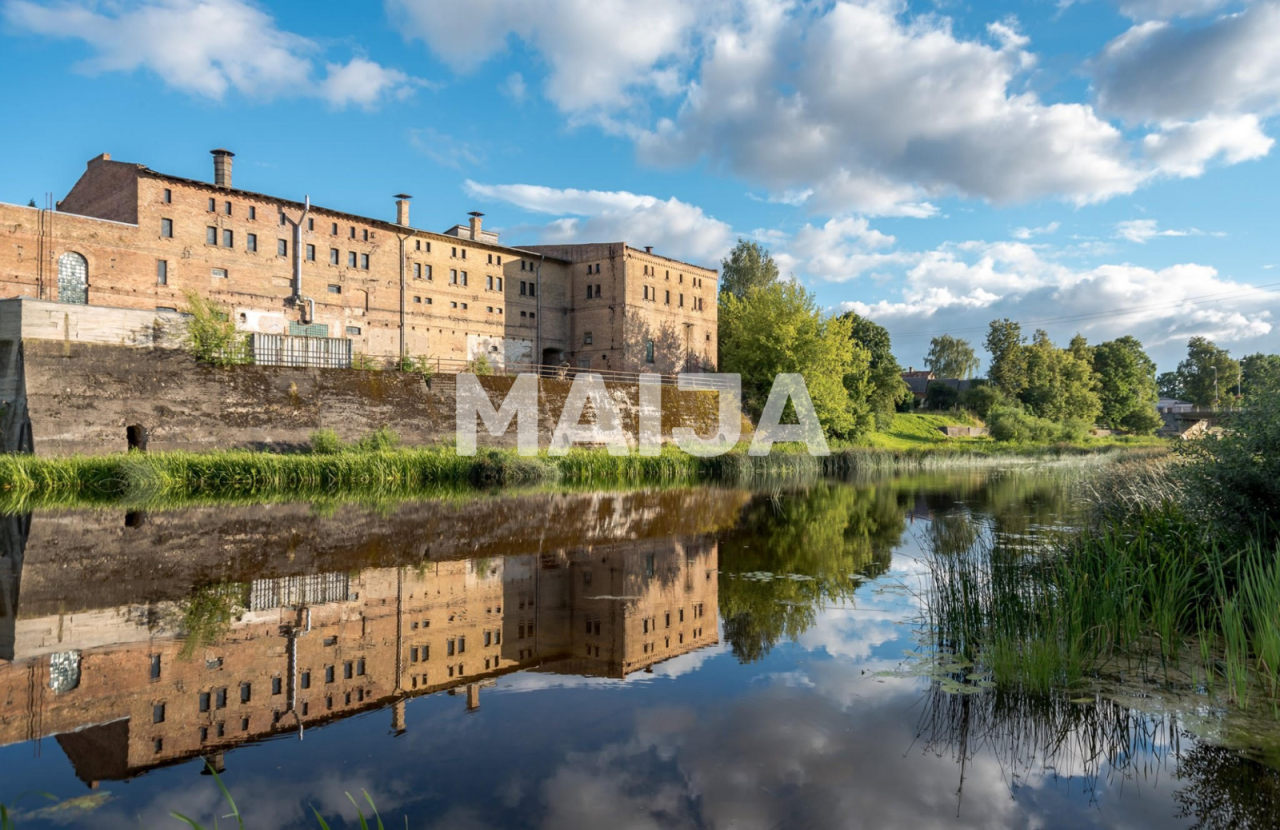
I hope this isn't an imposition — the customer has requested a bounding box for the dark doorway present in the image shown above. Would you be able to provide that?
[126,425,149,452]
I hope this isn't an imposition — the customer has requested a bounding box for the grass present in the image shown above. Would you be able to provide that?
[863,412,979,450]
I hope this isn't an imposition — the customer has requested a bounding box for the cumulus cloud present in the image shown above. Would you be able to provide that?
[3,0,425,107]
[462,181,734,266]
[1095,4,1280,123]
[387,0,702,112]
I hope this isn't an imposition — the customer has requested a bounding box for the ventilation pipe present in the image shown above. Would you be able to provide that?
[282,196,312,322]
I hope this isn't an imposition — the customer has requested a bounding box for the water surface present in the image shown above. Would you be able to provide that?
[0,471,1276,828]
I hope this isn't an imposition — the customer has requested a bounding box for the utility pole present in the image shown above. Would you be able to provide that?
[1213,365,1219,410]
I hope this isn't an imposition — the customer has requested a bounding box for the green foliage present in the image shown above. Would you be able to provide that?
[719,238,780,300]
[1240,352,1280,400]
[469,353,493,376]
[309,429,343,455]
[178,583,248,659]
[958,382,1005,419]
[925,334,980,380]
[719,280,869,438]
[842,312,910,429]
[1157,371,1184,399]
[1092,336,1163,434]
[1019,329,1101,425]
[985,318,1027,398]
[924,382,960,411]
[1180,390,1280,538]
[182,290,251,366]
[352,353,380,371]
[986,405,1057,443]
[353,426,401,453]
[1176,336,1241,407]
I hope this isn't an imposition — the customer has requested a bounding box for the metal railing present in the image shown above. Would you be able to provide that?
[251,332,353,369]
[420,356,733,389]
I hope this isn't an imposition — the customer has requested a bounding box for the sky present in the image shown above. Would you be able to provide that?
[2,0,1278,372]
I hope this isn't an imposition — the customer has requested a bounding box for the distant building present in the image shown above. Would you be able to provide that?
[0,150,718,372]
[901,368,974,406]
[1157,397,1194,414]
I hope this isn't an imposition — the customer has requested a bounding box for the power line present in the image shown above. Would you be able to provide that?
[886,281,1280,339]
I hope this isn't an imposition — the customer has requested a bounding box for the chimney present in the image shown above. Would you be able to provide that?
[467,211,484,240]
[210,149,234,188]
[394,193,412,226]
[645,246,653,254]
[87,152,111,167]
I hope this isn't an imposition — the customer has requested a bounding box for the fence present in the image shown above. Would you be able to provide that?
[423,356,735,390]
[251,332,352,369]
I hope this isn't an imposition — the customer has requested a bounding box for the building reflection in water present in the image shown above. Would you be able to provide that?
[0,509,722,787]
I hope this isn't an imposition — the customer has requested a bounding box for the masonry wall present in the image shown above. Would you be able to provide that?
[5,339,729,456]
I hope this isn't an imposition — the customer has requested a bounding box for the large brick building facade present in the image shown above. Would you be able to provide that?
[0,151,718,372]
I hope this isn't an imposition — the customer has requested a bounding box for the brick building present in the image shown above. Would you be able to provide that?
[0,540,720,784]
[0,150,718,372]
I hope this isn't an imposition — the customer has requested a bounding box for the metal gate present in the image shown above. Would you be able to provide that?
[250,332,352,369]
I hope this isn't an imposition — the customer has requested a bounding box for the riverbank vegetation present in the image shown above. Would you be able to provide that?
[923,394,1280,711]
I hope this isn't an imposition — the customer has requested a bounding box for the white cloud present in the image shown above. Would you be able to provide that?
[1115,0,1238,20]
[501,71,527,103]
[1094,4,1280,123]
[1011,221,1060,240]
[462,181,734,266]
[1115,218,1188,242]
[3,0,424,108]
[387,0,703,112]
[773,216,914,282]
[1141,115,1274,176]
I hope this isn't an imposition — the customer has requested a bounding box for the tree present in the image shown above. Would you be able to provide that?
[1020,329,1101,425]
[1092,336,1163,434]
[1240,353,1280,400]
[1176,337,1241,408]
[1157,371,1185,399]
[925,334,980,380]
[842,312,910,429]
[719,281,869,438]
[985,319,1027,398]
[719,238,779,300]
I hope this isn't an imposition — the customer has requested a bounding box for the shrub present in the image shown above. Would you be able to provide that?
[987,405,1058,443]
[470,353,493,376]
[959,383,1005,419]
[182,291,251,366]
[309,429,344,455]
[1180,390,1280,538]
[353,426,401,453]
[924,382,960,411]
[352,353,380,371]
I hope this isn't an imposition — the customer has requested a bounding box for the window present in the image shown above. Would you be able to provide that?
[423,264,432,280]
[362,229,369,241]
[272,677,282,695]
[153,704,165,723]
[278,239,288,256]
[332,222,338,235]
[646,340,655,363]
[487,306,493,313]
[487,275,493,290]
[224,201,232,216]
[414,263,422,279]
[450,301,457,308]
[529,283,536,297]
[586,285,592,299]
[461,302,468,309]
[207,226,217,245]
[301,671,311,689]
[488,253,493,264]
[330,248,339,265]
[497,307,503,315]
[451,247,457,258]
[200,692,211,712]
[161,218,173,238]
[665,290,670,304]
[222,229,233,247]
[584,331,593,345]
[280,212,287,226]
[241,683,251,703]
[344,662,353,679]
[348,252,357,267]
[325,666,335,684]
[520,281,527,296]
[150,654,162,679]
[350,226,356,239]
[211,267,228,279]
[497,255,502,265]
[156,260,168,286]
[460,271,468,286]
[327,284,341,294]
[346,325,361,335]
[595,284,601,297]
[157,306,178,313]
[306,244,315,261]
[163,188,172,204]
[450,269,458,285]
[414,296,421,303]
[215,688,227,708]
[415,240,421,250]
[308,218,314,231]
[679,293,684,307]
[208,198,216,212]
[496,277,502,290]
[249,206,256,220]
[447,639,456,656]
[247,233,257,252]
[356,658,365,676]
[360,253,369,270]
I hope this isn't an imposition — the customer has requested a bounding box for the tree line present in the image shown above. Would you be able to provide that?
[715,239,1280,440]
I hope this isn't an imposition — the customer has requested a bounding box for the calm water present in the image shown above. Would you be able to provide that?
[0,471,1277,828]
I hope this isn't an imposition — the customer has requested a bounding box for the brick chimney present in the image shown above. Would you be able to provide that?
[210,149,234,188]
[644,246,653,253]
[467,211,483,240]
[394,194,412,226]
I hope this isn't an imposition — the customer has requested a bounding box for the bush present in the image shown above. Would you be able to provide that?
[1180,391,1280,538]
[987,406,1058,443]
[309,429,344,455]
[470,353,493,376]
[924,382,960,411]
[182,290,251,366]
[959,383,1005,420]
[353,426,401,453]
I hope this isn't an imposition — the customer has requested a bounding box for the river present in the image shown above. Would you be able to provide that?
[0,469,1275,827]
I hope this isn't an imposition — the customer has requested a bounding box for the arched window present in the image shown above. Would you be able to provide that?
[57,252,88,305]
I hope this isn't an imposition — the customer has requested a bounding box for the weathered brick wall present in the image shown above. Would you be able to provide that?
[6,340,731,456]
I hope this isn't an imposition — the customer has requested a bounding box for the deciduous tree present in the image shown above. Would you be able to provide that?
[842,312,910,429]
[1092,336,1163,434]
[925,334,980,380]
[719,238,780,300]
[1176,337,1240,408]
[985,319,1027,398]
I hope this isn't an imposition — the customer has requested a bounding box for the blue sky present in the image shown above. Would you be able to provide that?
[2,0,1278,371]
